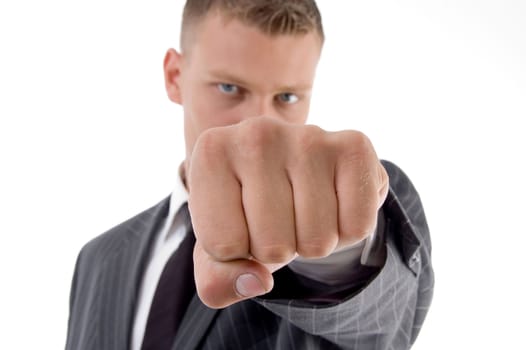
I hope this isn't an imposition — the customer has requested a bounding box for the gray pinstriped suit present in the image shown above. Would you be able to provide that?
[65,160,433,349]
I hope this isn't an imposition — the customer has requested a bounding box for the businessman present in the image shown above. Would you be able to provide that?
[66,1,434,349]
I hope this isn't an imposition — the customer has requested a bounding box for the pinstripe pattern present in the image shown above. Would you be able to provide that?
[66,198,170,350]
[66,160,433,350]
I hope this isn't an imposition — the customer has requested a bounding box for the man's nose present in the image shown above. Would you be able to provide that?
[242,96,279,120]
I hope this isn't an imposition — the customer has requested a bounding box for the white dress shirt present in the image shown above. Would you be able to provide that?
[131,170,385,350]
[131,175,188,350]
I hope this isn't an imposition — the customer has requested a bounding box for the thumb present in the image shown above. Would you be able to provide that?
[193,242,274,309]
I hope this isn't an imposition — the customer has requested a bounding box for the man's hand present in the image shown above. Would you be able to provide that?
[187,116,389,308]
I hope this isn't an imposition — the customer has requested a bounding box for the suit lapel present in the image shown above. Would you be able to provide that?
[171,295,220,350]
[97,196,171,349]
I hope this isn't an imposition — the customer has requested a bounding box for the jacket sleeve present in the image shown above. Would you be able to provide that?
[256,160,434,350]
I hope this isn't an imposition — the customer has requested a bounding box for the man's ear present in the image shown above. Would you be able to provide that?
[164,48,184,105]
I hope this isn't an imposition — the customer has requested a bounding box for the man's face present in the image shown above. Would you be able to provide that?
[164,13,322,164]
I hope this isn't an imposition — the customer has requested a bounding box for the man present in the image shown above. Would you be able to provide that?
[66,1,433,349]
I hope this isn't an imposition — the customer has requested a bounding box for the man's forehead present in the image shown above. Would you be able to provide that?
[191,15,321,63]
[182,12,322,55]
[183,12,321,91]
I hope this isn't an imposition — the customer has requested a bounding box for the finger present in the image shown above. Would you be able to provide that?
[243,169,296,263]
[240,164,296,264]
[290,141,339,258]
[334,131,381,247]
[229,118,296,264]
[193,242,274,309]
[189,130,249,261]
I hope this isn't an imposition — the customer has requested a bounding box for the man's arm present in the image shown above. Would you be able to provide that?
[256,161,433,348]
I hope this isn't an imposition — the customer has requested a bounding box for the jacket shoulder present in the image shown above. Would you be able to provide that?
[79,196,170,261]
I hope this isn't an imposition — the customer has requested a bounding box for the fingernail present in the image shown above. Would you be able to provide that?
[235,273,266,298]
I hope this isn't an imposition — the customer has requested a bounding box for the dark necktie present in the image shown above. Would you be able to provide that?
[141,204,196,350]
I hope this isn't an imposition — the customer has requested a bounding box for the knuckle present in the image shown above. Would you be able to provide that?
[193,128,225,163]
[347,130,372,151]
[193,249,219,308]
[193,245,232,309]
[236,118,279,158]
[204,240,246,261]
[350,229,371,243]
[252,243,295,264]
[296,125,326,154]
[287,125,329,171]
[334,130,375,162]
[333,131,381,195]
[195,276,224,309]
[340,222,376,245]
[297,236,337,259]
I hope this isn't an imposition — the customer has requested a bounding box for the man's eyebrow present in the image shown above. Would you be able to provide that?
[277,84,313,93]
[207,71,251,88]
[207,70,313,92]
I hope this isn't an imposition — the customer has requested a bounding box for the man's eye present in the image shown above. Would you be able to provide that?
[277,93,299,104]
[218,83,239,95]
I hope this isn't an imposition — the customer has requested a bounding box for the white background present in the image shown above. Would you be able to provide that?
[1,1,525,349]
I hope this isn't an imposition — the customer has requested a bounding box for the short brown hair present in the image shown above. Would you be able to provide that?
[181,0,324,50]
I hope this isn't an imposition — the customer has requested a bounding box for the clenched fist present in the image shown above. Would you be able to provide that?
[187,116,389,308]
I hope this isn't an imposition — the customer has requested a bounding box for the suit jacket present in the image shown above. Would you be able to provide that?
[65,160,433,350]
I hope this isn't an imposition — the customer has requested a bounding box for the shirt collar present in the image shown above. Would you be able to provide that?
[160,165,190,242]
